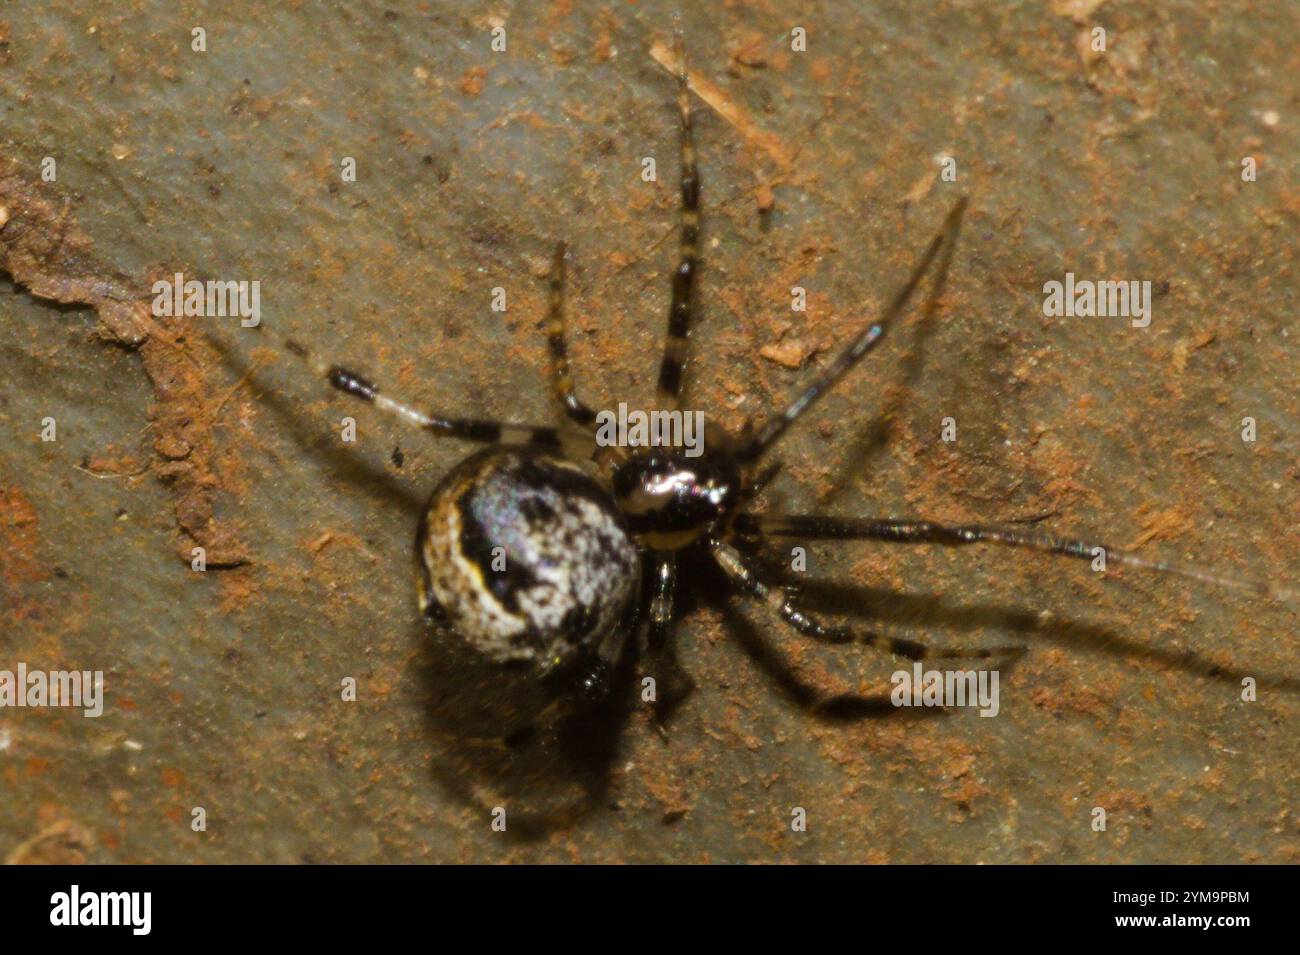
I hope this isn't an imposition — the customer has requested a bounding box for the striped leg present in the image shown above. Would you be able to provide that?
[710,539,1026,662]
[732,514,1293,602]
[644,552,695,715]
[545,241,597,427]
[274,335,564,447]
[574,600,638,705]
[648,553,677,648]
[655,28,700,408]
[722,604,905,719]
[740,196,967,462]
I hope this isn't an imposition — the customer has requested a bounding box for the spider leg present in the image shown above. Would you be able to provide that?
[643,551,695,717]
[709,538,1026,662]
[746,459,784,496]
[259,334,570,448]
[654,25,700,409]
[545,241,598,427]
[740,196,967,463]
[733,514,1294,603]
[720,591,902,719]
[573,589,640,706]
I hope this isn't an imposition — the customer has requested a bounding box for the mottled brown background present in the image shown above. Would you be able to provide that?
[0,0,1296,863]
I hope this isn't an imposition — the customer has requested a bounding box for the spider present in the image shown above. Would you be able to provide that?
[248,37,1284,721]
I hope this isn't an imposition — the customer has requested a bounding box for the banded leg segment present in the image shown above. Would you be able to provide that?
[740,197,968,462]
[644,552,695,714]
[277,336,564,447]
[733,514,1293,602]
[655,28,701,407]
[648,552,677,649]
[710,539,1025,662]
[576,600,638,704]
[545,242,597,427]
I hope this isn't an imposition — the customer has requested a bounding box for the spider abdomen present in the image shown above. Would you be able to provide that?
[416,446,639,673]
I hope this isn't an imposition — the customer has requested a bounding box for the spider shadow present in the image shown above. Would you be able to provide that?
[814,281,944,511]
[409,617,640,842]
[728,551,1300,696]
[717,595,941,722]
[204,332,426,515]
[674,548,952,723]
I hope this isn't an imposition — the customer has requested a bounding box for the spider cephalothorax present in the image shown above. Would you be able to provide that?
[261,34,1285,718]
[610,447,745,551]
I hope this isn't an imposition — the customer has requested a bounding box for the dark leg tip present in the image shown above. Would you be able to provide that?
[327,365,378,402]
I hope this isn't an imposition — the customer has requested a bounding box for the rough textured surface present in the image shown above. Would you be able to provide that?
[1,1,1296,862]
